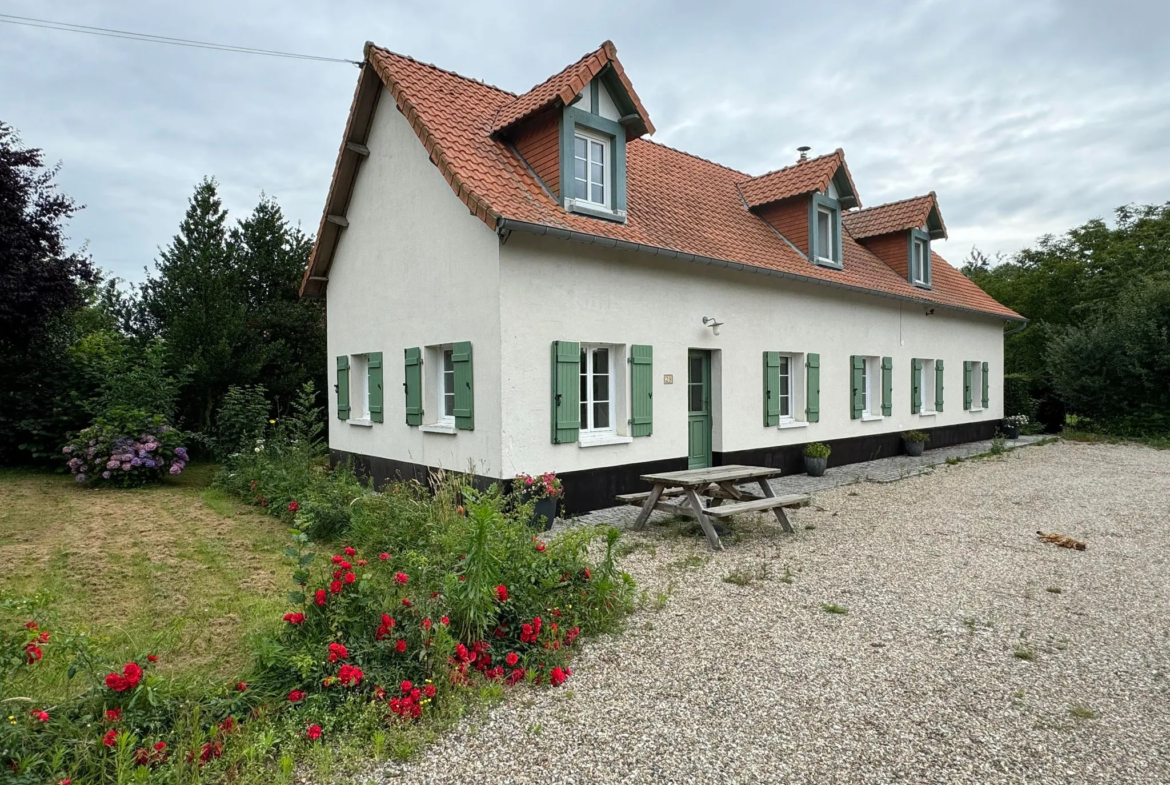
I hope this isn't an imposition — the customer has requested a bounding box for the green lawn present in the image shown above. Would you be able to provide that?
[0,464,289,685]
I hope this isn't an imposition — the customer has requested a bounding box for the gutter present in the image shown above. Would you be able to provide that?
[1004,319,1029,337]
[496,218,1027,324]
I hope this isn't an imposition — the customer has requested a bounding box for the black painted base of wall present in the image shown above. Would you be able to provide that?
[332,420,1001,516]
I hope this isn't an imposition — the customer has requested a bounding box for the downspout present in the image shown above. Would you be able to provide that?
[1004,319,1029,337]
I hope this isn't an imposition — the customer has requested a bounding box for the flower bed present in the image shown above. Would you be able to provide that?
[2,454,633,782]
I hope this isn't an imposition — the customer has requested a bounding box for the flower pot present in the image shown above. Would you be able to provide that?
[531,497,558,530]
[1003,424,1019,440]
[804,456,828,477]
[904,440,925,457]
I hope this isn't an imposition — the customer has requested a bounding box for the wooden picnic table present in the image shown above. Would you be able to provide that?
[616,465,809,551]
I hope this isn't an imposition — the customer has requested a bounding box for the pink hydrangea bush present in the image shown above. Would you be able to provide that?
[63,409,188,487]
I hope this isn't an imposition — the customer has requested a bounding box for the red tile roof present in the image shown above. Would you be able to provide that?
[737,149,859,209]
[302,43,1021,322]
[844,193,947,240]
[490,41,654,138]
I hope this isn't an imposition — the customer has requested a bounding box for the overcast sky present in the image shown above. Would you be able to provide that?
[2,0,1168,283]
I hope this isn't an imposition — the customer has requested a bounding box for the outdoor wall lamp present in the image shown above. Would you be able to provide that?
[702,316,724,335]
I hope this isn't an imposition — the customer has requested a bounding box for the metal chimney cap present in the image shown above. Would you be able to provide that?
[797,146,811,160]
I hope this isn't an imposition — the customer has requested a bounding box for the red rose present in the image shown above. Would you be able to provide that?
[357,559,367,566]
[103,729,119,747]
[332,555,343,564]
[549,666,568,687]
[495,585,508,602]
[395,639,407,654]
[288,690,306,702]
[105,673,128,692]
[344,547,356,557]
[338,663,364,686]
[236,681,248,691]
[378,552,389,561]
[536,541,547,552]
[584,567,591,580]
[339,560,351,570]
[37,631,50,643]
[25,644,43,663]
[344,572,356,584]
[31,709,49,722]
[25,621,37,629]
[422,618,432,631]
[315,590,327,606]
[506,652,519,666]
[306,724,322,740]
[283,612,306,625]
[147,654,158,663]
[288,501,299,512]
[122,662,143,688]
[330,580,342,594]
[440,615,450,625]
[105,708,122,722]
[394,572,409,585]
[400,680,412,693]
[424,684,436,698]
[402,598,411,607]
[327,642,348,662]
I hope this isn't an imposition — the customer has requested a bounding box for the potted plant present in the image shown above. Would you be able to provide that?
[514,471,564,530]
[1002,415,1027,440]
[803,442,830,477]
[902,430,929,457]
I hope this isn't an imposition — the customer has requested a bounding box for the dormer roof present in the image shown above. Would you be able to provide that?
[301,42,1020,322]
[738,149,861,209]
[490,41,654,139]
[844,192,948,241]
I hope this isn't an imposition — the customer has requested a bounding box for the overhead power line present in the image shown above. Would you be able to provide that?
[0,13,360,65]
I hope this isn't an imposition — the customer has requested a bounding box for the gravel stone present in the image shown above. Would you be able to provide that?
[376,441,1170,784]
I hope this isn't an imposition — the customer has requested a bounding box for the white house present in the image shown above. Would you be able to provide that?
[301,41,1024,513]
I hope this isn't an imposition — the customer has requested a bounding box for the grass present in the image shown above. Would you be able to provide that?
[0,464,288,687]
[1013,644,1036,661]
[722,562,771,586]
[1046,586,1063,594]
[821,603,848,615]
[1069,705,1097,720]
[1062,429,1170,450]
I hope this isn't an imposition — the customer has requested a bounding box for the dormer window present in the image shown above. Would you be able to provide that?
[573,130,610,207]
[808,193,843,268]
[908,228,932,288]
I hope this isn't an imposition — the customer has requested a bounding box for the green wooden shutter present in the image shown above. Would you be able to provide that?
[981,361,990,409]
[805,353,820,423]
[963,361,973,410]
[367,352,384,422]
[850,355,864,419]
[629,345,653,437]
[911,358,922,414]
[763,351,781,426]
[551,341,580,444]
[881,356,893,416]
[404,347,423,426]
[336,355,350,420]
[935,359,945,412]
[452,341,474,430]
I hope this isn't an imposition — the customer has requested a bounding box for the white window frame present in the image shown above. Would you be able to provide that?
[970,361,984,412]
[573,129,611,209]
[921,359,936,416]
[859,355,884,420]
[579,343,616,436]
[912,237,929,285]
[816,206,838,265]
[438,345,456,426]
[773,352,808,427]
[349,353,372,425]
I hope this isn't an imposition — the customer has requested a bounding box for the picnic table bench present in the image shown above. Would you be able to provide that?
[616,465,809,551]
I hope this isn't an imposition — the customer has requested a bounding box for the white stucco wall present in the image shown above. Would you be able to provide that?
[497,234,1005,477]
[325,86,503,476]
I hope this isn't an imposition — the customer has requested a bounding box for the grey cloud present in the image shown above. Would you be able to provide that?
[1,0,1167,282]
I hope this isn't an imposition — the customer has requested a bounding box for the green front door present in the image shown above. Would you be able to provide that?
[687,350,712,469]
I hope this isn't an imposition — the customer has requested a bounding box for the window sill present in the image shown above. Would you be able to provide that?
[814,258,843,270]
[778,420,808,430]
[860,413,884,422]
[919,411,937,417]
[578,434,633,448]
[420,423,457,435]
[911,280,933,290]
[348,419,374,428]
[968,407,984,414]
[565,199,627,223]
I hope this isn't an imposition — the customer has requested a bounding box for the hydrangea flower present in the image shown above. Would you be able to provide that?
[76,474,86,482]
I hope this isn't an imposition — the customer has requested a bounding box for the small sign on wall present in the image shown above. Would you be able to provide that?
[663,374,674,385]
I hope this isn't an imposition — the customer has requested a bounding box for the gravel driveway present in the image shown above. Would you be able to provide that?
[383,441,1170,784]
